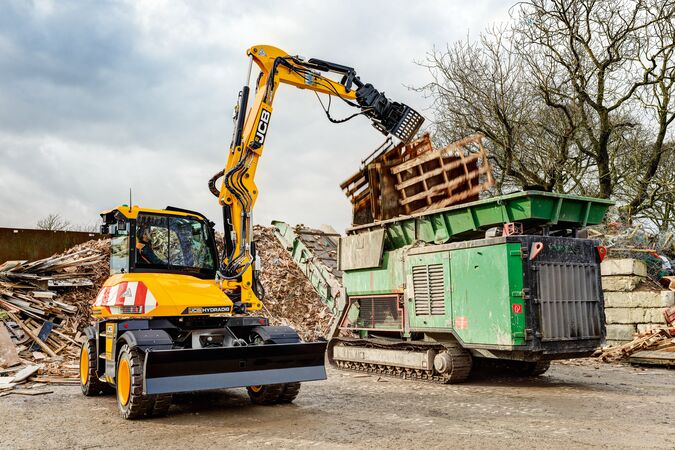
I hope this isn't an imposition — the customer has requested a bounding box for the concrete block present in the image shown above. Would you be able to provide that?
[636,323,664,333]
[605,307,645,324]
[601,275,643,292]
[605,339,631,347]
[601,259,647,277]
[643,308,667,324]
[604,291,673,308]
[605,324,637,340]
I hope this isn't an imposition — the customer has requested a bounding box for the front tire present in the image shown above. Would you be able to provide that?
[116,345,153,419]
[277,382,301,403]
[79,339,113,396]
[247,384,284,405]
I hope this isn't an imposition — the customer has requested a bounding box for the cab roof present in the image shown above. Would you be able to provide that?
[100,205,207,221]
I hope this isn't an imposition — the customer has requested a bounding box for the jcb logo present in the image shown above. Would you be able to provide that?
[255,109,271,145]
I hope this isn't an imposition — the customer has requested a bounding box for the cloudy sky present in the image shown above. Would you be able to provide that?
[0,0,509,233]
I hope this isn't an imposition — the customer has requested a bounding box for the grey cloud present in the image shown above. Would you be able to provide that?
[0,0,510,232]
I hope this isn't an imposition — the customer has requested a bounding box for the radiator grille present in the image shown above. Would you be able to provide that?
[412,264,446,316]
[355,296,402,330]
[536,262,603,341]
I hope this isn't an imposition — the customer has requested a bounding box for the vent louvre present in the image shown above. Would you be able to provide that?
[412,264,446,316]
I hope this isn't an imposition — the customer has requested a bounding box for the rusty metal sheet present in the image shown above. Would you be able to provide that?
[0,228,103,263]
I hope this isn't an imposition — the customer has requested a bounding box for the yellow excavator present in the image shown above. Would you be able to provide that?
[79,44,423,419]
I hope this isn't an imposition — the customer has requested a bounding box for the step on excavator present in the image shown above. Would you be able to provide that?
[79,44,423,419]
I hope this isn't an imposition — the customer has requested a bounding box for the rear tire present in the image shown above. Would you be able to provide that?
[277,382,301,403]
[520,360,550,376]
[475,359,551,377]
[247,384,284,405]
[79,339,113,396]
[147,394,172,417]
[116,344,153,420]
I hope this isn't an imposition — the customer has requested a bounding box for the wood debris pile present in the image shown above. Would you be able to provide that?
[595,325,675,364]
[253,225,332,341]
[0,239,109,389]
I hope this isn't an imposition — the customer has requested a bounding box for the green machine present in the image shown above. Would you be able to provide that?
[323,191,613,382]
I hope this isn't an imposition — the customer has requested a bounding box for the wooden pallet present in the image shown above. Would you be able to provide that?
[340,134,434,225]
[390,134,494,215]
[629,349,675,367]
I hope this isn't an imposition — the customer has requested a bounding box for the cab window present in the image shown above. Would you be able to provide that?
[135,213,215,273]
[110,220,130,274]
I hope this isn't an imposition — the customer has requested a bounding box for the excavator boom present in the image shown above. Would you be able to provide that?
[213,45,424,309]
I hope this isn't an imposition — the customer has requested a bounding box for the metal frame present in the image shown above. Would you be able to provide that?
[339,294,404,332]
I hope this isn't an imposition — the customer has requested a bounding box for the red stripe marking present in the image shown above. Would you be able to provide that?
[115,282,128,306]
[101,286,111,305]
[134,282,148,307]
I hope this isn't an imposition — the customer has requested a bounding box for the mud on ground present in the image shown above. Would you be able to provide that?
[1,361,674,449]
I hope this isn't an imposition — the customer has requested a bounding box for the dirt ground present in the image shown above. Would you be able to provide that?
[1,361,674,449]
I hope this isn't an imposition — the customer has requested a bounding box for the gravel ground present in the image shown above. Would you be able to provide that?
[1,361,673,449]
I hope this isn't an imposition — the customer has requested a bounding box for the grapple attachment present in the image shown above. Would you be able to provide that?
[355,83,424,144]
[143,341,327,395]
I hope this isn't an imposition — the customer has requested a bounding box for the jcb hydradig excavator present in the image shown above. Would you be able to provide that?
[79,44,423,419]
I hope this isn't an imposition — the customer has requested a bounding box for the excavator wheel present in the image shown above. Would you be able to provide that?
[147,394,173,417]
[79,339,113,396]
[246,384,284,405]
[116,344,153,419]
[277,382,301,403]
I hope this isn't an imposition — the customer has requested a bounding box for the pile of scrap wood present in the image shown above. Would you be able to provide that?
[0,239,109,389]
[595,324,675,366]
[340,133,494,225]
[253,225,332,341]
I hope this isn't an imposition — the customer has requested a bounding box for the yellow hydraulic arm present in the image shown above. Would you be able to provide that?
[208,44,423,311]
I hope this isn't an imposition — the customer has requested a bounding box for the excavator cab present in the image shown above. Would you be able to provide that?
[80,205,327,419]
[102,206,218,278]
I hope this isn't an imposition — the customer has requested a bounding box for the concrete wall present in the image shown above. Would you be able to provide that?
[0,227,103,263]
[602,258,673,346]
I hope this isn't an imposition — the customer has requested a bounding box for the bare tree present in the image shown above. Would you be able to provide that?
[513,0,675,199]
[36,213,72,231]
[416,0,675,228]
[416,27,582,193]
[622,11,675,217]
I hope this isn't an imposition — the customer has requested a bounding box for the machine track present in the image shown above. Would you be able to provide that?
[328,337,472,384]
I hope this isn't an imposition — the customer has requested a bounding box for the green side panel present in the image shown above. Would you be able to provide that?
[448,243,525,346]
[352,191,613,251]
[343,249,406,296]
[406,252,453,329]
